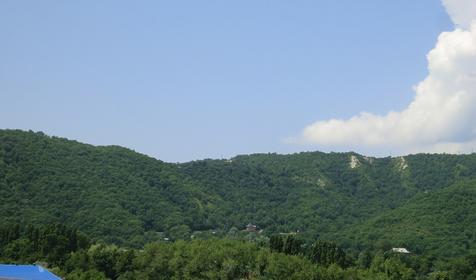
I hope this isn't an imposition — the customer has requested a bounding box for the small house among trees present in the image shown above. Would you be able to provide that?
[244,223,258,232]
[391,248,411,254]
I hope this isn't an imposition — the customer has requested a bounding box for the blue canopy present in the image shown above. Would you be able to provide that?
[0,264,61,280]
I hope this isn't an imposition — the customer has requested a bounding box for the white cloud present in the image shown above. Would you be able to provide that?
[442,0,476,28]
[297,0,476,155]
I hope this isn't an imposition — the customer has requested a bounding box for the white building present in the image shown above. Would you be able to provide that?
[391,248,411,254]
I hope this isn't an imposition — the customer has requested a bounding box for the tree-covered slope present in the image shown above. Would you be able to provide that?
[0,130,220,246]
[341,179,476,258]
[1,129,476,257]
[181,152,476,242]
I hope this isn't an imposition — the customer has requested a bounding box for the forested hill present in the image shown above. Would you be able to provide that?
[342,179,476,258]
[1,129,476,257]
[0,129,213,246]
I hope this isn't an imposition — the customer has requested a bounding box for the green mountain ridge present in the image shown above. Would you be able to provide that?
[1,129,475,258]
[343,179,476,257]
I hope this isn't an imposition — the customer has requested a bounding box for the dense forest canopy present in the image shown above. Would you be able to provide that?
[1,129,476,278]
[1,223,475,280]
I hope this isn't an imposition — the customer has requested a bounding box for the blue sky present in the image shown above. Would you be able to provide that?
[0,1,455,162]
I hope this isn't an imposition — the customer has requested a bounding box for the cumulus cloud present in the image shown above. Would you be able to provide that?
[442,0,476,28]
[297,0,476,155]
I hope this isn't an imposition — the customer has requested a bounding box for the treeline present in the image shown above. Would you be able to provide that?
[1,224,476,279]
[0,223,89,266]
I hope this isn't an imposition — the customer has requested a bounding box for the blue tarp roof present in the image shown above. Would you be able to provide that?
[0,264,61,280]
